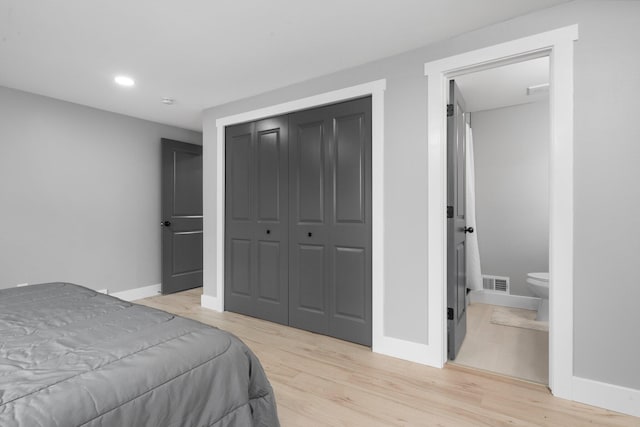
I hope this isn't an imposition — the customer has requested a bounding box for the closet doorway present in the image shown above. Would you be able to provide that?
[224,97,372,346]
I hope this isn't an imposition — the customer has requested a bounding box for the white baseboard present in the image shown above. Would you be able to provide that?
[201,293,223,312]
[111,283,161,301]
[469,289,540,310]
[373,336,442,367]
[573,376,640,417]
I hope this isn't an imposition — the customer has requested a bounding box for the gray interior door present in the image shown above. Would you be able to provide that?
[289,97,372,346]
[161,139,203,294]
[225,116,289,325]
[447,80,469,360]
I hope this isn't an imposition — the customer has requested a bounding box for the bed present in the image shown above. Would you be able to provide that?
[0,282,279,426]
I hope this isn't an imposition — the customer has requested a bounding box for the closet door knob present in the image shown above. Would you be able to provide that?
[463,226,474,234]
[307,232,313,237]
[161,221,171,227]
[266,229,271,234]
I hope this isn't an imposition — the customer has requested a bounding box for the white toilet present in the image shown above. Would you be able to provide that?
[526,272,549,321]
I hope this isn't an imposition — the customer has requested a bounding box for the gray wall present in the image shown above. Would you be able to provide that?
[202,0,640,389]
[0,86,202,293]
[472,101,549,297]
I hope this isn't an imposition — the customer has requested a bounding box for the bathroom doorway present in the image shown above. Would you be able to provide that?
[425,25,577,398]
[446,56,551,384]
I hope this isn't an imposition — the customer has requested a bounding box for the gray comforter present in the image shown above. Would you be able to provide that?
[0,283,279,427]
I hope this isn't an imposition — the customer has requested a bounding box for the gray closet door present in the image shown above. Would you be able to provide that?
[447,80,468,360]
[289,97,372,346]
[225,116,289,325]
[161,139,203,295]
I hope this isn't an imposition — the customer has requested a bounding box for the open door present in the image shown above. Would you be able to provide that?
[161,139,203,294]
[447,80,470,360]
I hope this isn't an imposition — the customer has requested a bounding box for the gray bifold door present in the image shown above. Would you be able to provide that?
[225,117,289,325]
[224,97,372,346]
[161,139,203,294]
[447,80,468,360]
[289,98,372,346]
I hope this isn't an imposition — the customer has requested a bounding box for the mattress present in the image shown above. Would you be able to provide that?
[0,283,279,426]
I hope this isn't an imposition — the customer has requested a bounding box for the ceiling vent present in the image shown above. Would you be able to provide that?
[482,275,510,294]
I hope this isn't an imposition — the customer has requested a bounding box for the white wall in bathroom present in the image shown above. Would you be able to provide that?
[471,100,549,297]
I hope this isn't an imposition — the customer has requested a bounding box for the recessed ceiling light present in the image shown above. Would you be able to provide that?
[114,75,135,87]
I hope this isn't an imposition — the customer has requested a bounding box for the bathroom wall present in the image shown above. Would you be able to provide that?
[471,101,550,297]
[0,86,202,293]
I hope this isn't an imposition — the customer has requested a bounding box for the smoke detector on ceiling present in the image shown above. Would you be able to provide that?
[526,83,549,96]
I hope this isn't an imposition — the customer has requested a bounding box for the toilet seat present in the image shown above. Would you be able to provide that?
[527,272,549,281]
[526,272,549,321]
[527,272,549,285]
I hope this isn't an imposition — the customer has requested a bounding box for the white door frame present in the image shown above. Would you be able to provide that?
[424,25,578,399]
[206,80,388,351]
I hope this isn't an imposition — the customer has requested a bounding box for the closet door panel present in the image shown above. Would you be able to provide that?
[290,97,372,345]
[327,98,372,346]
[297,122,325,223]
[289,108,331,335]
[333,246,366,321]
[257,240,282,302]
[297,245,326,313]
[257,129,281,221]
[230,239,252,297]
[334,113,366,224]
[253,117,289,324]
[229,132,253,221]
[225,123,254,315]
[225,117,289,325]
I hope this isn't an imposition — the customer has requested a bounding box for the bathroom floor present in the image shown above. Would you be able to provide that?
[451,303,549,384]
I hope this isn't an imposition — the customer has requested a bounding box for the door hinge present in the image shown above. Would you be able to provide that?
[446,104,454,117]
[447,206,453,218]
[447,307,454,320]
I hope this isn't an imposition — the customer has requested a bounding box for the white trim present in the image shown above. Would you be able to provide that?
[374,337,437,366]
[111,283,161,301]
[209,80,402,360]
[424,25,578,395]
[573,377,640,418]
[201,293,223,312]
[468,290,541,311]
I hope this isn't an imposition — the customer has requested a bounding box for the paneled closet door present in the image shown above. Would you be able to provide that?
[225,116,289,325]
[289,97,372,346]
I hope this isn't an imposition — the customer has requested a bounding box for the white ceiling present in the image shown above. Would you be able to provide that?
[0,0,569,131]
[455,56,550,112]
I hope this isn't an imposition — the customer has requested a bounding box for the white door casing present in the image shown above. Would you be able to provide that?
[424,25,578,399]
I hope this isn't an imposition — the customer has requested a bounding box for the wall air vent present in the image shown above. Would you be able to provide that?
[482,275,510,294]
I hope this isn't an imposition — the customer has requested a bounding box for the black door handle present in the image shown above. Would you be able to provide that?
[162,221,171,227]
[308,232,313,237]
[266,229,271,234]
[464,226,474,234]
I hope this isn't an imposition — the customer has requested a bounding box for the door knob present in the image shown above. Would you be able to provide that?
[308,232,313,237]
[161,221,171,227]
[266,229,271,234]
[463,226,474,234]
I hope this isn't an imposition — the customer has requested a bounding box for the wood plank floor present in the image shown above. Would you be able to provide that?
[137,288,638,426]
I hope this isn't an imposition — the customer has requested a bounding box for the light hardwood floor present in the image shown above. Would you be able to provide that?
[453,303,549,384]
[137,288,638,426]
